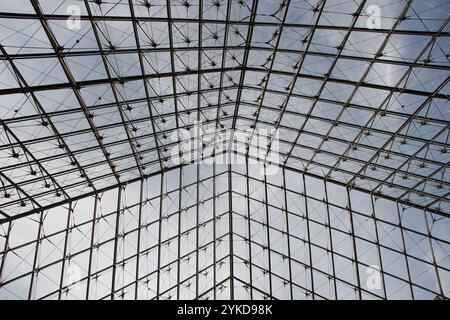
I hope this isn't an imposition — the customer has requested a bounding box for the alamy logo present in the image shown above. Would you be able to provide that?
[66,5,81,30]
[366,5,381,29]
[66,264,82,290]
[169,121,280,175]
[366,265,382,290]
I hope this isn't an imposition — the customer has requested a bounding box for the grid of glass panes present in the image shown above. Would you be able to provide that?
[0,0,448,301]
[0,161,448,299]
[0,163,233,300]
[230,159,449,300]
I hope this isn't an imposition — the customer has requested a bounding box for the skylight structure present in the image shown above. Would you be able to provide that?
[0,0,448,300]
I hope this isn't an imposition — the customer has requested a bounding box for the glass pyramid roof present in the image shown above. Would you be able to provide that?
[0,0,448,300]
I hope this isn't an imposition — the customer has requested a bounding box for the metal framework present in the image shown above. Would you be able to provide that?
[0,0,448,300]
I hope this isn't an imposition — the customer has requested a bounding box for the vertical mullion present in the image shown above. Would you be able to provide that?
[134,179,144,299]
[263,166,272,299]
[228,157,234,299]
[302,174,314,299]
[176,169,183,299]
[395,203,415,299]
[424,211,445,298]
[58,203,73,300]
[27,210,44,300]
[195,164,200,299]
[282,168,293,300]
[111,187,122,300]
[324,181,337,299]
[86,195,99,300]
[346,189,362,299]
[0,221,12,285]
[212,160,218,300]
[370,195,387,299]
[245,158,253,299]
[156,172,165,299]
